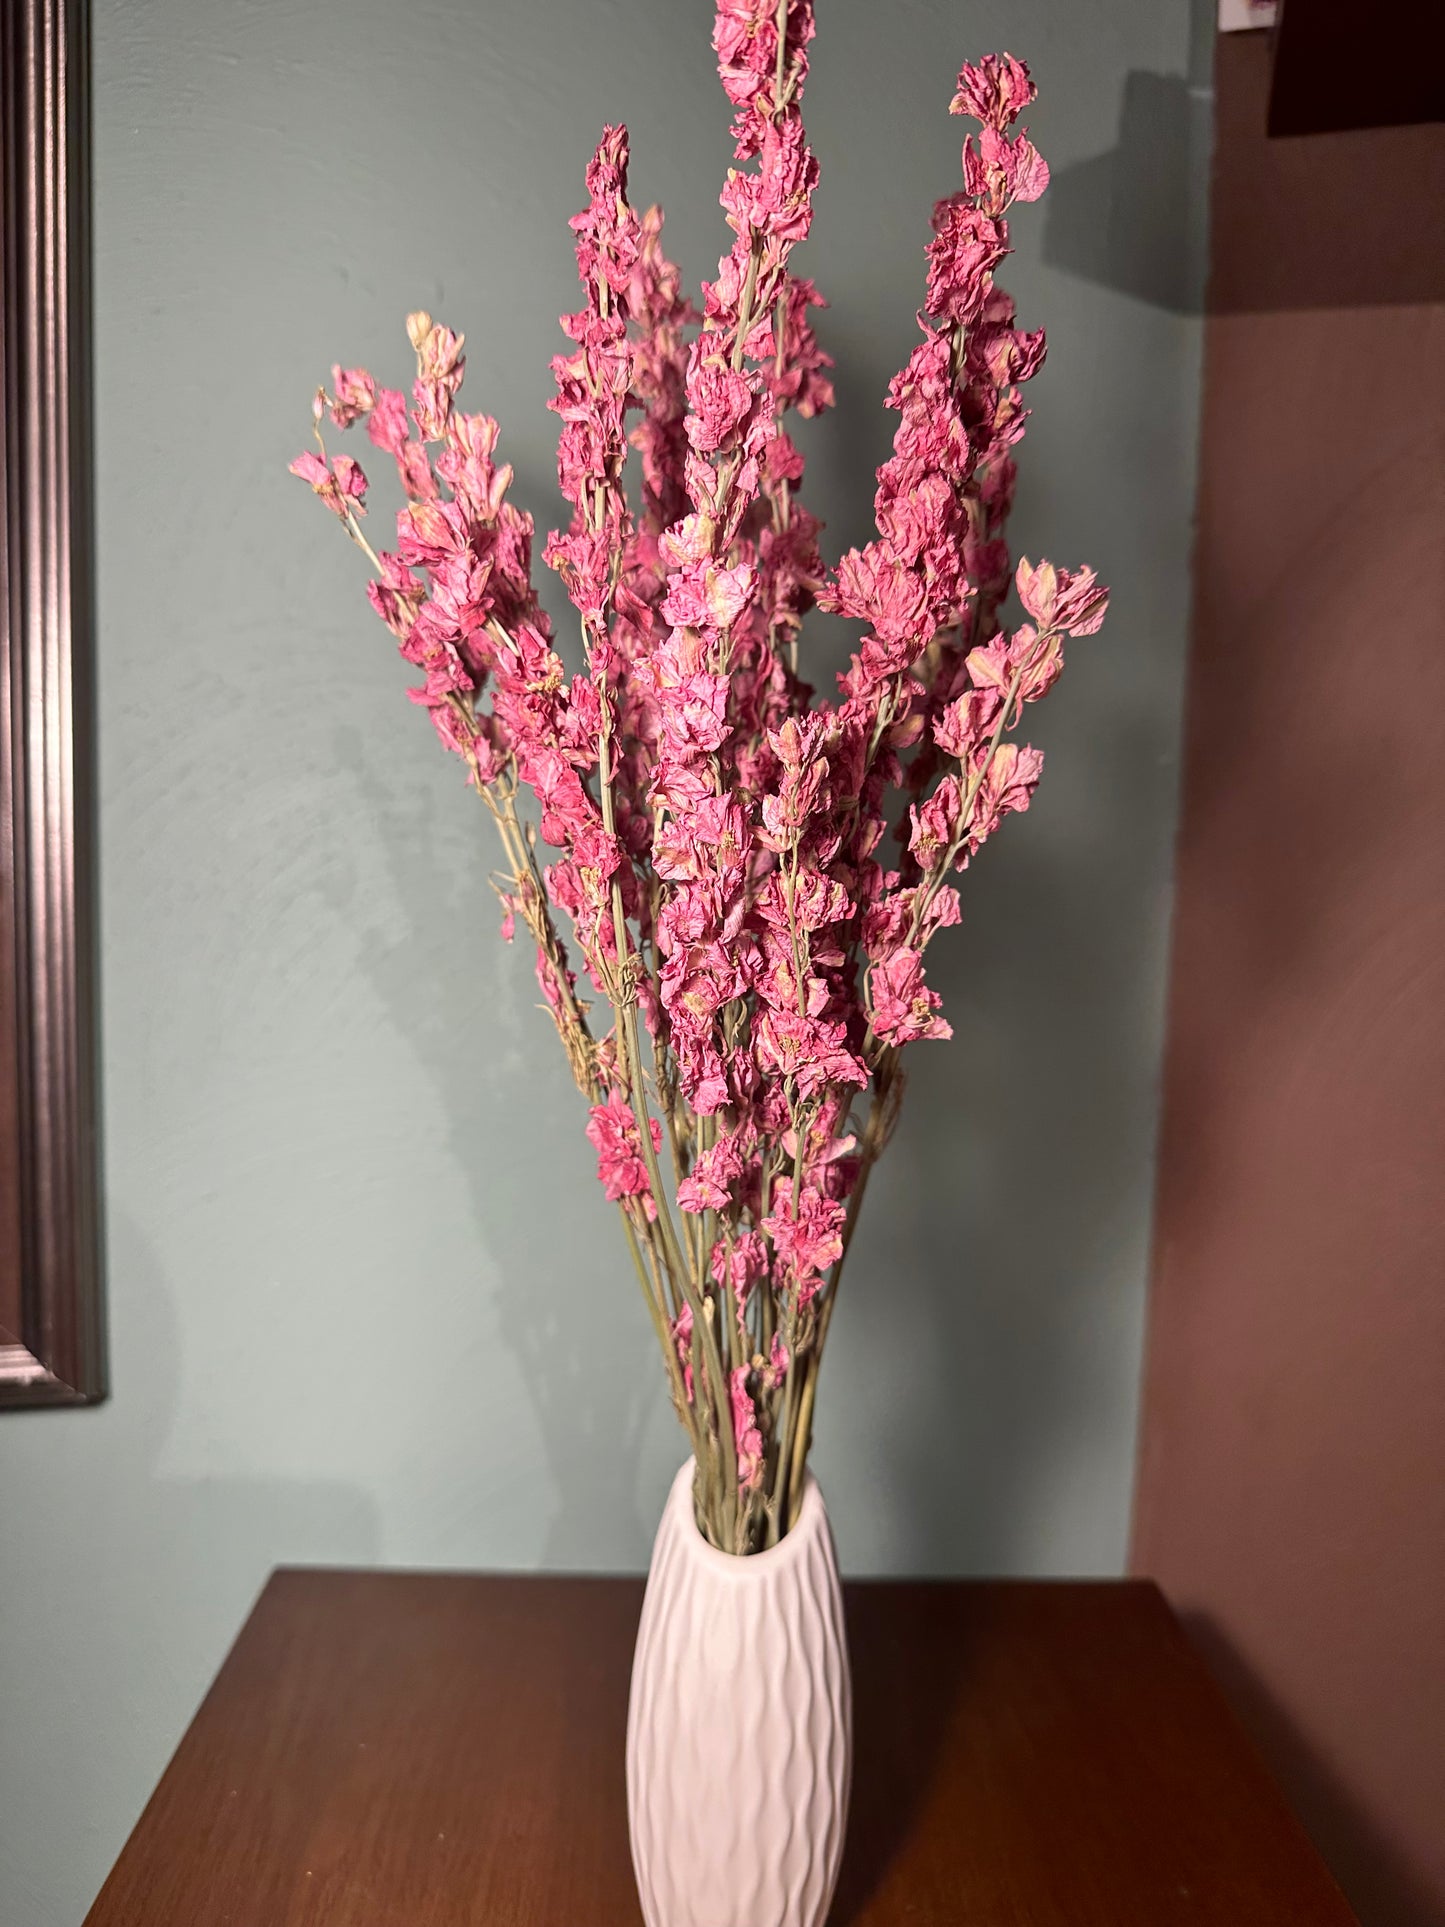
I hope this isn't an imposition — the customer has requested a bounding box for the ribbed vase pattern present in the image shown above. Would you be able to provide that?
[626,1460,852,1927]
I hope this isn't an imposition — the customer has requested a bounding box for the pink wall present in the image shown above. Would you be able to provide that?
[1133,35,1445,1927]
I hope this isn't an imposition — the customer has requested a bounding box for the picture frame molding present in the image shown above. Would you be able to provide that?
[1,0,103,1407]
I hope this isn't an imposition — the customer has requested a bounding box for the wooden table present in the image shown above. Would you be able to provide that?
[84,1571,1358,1925]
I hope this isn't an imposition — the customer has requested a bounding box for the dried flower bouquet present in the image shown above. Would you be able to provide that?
[293,2,1107,1555]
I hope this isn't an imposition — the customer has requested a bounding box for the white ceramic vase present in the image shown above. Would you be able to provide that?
[626,1459,852,1927]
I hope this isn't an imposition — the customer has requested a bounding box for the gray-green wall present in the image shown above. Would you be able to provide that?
[0,2,1208,1918]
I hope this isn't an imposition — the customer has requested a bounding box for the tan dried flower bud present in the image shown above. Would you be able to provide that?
[406,310,434,352]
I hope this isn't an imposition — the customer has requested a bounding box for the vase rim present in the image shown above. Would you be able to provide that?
[664,1457,828,1576]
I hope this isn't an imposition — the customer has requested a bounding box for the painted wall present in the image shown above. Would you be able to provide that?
[0,2,1205,1920]
[1133,35,1445,1927]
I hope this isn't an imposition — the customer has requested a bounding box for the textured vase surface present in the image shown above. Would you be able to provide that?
[626,1459,852,1927]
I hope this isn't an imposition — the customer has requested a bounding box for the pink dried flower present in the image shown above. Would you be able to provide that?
[1015,558,1111,636]
[869,948,952,1046]
[367,388,411,456]
[761,1180,847,1291]
[730,1367,765,1489]
[329,366,376,428]
[293,10,1106,1555]
[288,450,368,519]
[949,53,1036,129]
[963,127,1050,206]
[586,1092,663,1214]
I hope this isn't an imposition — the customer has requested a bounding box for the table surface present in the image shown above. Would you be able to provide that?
[84,1570,1359,1926]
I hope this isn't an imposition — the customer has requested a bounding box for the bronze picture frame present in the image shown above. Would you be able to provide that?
[1,0,103,1405]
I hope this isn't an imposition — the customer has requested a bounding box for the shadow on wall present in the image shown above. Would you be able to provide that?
[90,1208,382,1612]
[1038,0,1215,315]
[825,711,1171,1574]
[1046,36,1445,317]
[1044,69,1209,314]
[1186,1615,1443,1927]
[0,1211,379,1922]
[323,724,661,1569]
